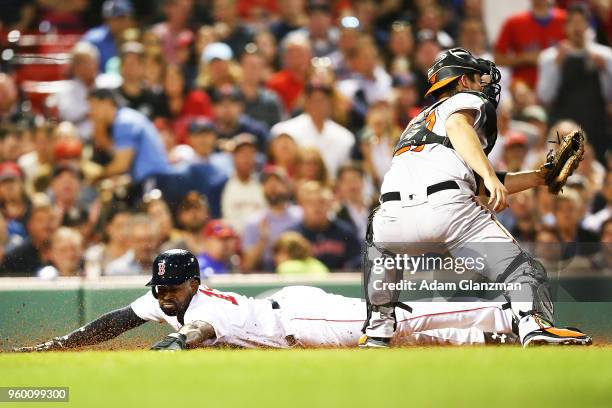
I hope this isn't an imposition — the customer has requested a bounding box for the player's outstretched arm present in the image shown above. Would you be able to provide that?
[151,320,216,351]
[501,170,547,194]
[446,111,508,212]
[13,306,147,352]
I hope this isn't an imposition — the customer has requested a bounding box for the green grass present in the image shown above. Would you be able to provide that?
[1,347,611,408]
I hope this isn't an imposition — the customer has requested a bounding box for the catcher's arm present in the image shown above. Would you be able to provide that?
[446,110,508,212]
[477,170,546,196]
[151,320,216,351]
[13,306,146,352]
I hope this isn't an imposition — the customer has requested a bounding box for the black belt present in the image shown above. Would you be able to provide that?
[380,180,460,203]
[269,299,280,309]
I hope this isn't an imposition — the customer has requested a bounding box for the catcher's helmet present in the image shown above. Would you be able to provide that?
[146,249,200,288]
[426,47,501,106]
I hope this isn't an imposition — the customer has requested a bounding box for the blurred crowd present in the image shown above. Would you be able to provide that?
[0,0,610,279]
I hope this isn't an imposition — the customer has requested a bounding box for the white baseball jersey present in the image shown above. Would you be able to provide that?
[130,285,290,348]
[380,92,492,198]
[131,285,513,348]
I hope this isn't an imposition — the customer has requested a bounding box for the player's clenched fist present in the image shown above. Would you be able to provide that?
[483,175,508,212]
[150,333,187,351]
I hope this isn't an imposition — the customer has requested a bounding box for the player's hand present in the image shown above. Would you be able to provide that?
[12,338,65,352]
[150,333,187,351]
[484,175,508,212]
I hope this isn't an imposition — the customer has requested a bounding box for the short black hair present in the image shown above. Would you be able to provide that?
[89,88,118,105]
[567,2,591,20]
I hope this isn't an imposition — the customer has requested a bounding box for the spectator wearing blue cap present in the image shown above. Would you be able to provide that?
[82,0,134,72]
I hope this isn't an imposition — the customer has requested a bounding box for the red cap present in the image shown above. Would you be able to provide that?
[203,220,236,239]
[504,131,528,148]
[0,162,22,181]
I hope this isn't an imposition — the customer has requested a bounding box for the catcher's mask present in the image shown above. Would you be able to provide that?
[426,47,501,107]
[147,249,201,298]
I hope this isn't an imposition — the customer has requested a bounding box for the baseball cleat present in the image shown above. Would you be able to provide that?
[483,332,519,345]
[358,335,391,348]
[522,326,592,347]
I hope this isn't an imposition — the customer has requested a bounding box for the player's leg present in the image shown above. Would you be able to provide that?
[448,198,591,346]
[361,203,441,347]
[396,328,518,346]
[393,301,514,342]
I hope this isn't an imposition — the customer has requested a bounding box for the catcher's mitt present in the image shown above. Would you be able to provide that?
[540,129,585,194]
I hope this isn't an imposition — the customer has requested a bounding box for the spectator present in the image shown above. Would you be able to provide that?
[270,0,308,42]
[88,88,172,201]
[272,231,329,275]
[0,74,20,123]
[82,0,135,72]
[37,227,84,279]
[553,189,599,256]
[142,193,181,245]
[295,0,338,58]
[386,21,415,77]
[115,42,169,120]
[412,30,442,103]
[144,52,166,90]
[198,42,240,93]
[360,101,401,187]
[152,0,195,65]
[293,181,361,270]
[212,0,255,57]
[48,164,88,229]
[537,3,612,163]
[271,82,355,177]
[242,166,302,272]
[583,171,612,234]
[198,219,240,277]
[210,85,269,151]
[105,213,160,275]
[296,146,330,188]
[329,16,362,79]
[266,132,299,179]
[416,4,454,49]
[238,46,284,128]
[494,0,566,88]
[163,64,214,144]
[533,225,564,273]
[221,134,266,234]
[499,131,529,172]
[57,42,102,141]
[338,36,393,116]
[0,195,58,276]
[172,118,232,176]
[266,31,312,112]
[334,162,369,239]
[0,162,30,243]
[18,121,56,189]
[591,218,612,275]
[505,189,538,243]
[0,126,25,164]
[163,191,210,255]
[84,203,132,278]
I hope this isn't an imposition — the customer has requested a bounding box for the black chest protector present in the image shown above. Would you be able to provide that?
[393,91,498,156]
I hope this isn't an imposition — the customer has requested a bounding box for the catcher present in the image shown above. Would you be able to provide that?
[14,249,520,351]
[361,47,590,348]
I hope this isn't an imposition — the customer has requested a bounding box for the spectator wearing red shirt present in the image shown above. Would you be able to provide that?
[494,0,567,88]
[163,64,213,144]
[266,32,312,113]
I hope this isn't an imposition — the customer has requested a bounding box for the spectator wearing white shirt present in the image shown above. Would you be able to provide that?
[270,82,355,178]
[221,134,266,234]
[537,4,612,163]
[56,42,120,141]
